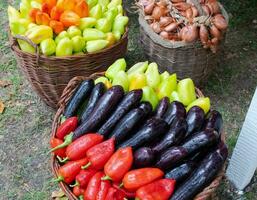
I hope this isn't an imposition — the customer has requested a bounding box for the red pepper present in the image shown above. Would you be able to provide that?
[136,179,176,200]
[73,169,97,188]
[53,157,88,184]
[105,187,126,200]
[50,138,66,158]
[103,147,133,182]
[58,134,103,162]
[123,168,164,191]
[85,138,115,170]
[84,172,104,200]
[113,183,136,198]
[73,185,85,197]
[96,179,111,200]
[56,117,78,140]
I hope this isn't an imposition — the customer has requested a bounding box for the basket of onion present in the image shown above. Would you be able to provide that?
[137,0,229,85]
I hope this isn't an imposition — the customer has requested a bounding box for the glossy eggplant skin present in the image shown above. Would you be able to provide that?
[204,110,223,136]
[72,86,124,140]
[155,146,188,170]
[154,97,170,118]
[165,161,195,183]
[163,101,186,125]
[98,89,143,137]
[152,117,188,154]
[118,117,169,149]
[134,147,155,168]
[139,101,153,115]
[64,79,94,118]
[170,142,228,200]
[181,129,219,155]
[80,82,105,123]
[185,106,205,138]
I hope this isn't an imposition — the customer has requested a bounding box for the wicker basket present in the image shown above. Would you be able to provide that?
[138,2,229,85]
[50,73,225,200]
[9,28,128,109]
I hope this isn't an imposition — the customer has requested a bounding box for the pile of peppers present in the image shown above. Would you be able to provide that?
[50,116,176,200]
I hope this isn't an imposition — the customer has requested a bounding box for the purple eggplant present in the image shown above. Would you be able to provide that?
[139,101,153,115]
[152,117,188,154]
[165,161,195,183]
[163,101,186,125]
[185,106,205,138]
[154,97,170,118]
[170,142,228,200]
[134,147,155,168]
[204,110,223,136]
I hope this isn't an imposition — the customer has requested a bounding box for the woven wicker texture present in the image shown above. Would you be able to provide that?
[138,2,229,85]
[10,30,128,109]
[50,74,225,200]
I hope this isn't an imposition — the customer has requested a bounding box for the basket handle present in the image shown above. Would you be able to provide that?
[12,35,40,66]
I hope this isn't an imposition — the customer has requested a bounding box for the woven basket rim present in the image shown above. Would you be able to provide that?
[10,27,129,60]
[138,2,229,49]
[50,73,225,200]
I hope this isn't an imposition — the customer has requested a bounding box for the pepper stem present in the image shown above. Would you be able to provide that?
[60,115,66,124]
[59,157,69,163]
[135,198,140,200]
[81,162,91,169]
[69,181,79,188]
[119,182,124,188]
[101,175,112,181]
[51,176,63,183]
[79,195,84,200]
[49,133,73,153]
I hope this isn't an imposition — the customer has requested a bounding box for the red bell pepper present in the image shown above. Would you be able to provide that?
[96,179,111,200]
[53,157,88,184]
[113,183,136,198]
[105,187,126,200]
[56,116,78,140]
[73,185,85,197]
[123,168,164,191]
[103,147,133,182]
[84,172,104,200]
[72,169,97,188]
[50,137,66,158]
[136,179,176,200]
[85,138,115,170]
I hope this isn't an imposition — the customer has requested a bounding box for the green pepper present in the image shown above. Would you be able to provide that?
[30,1,42,9]
[18,39,35,53]
[127,61,148,75]
[56,37,73,56]
[112,71,129,92]
[86,40,108,53]
[186,97,211,114]
[157,74,177,100]
[112,15,128,35]
[71,36,86,53]
[170,91,181,102]
[87,0,98,9]
[90,4,103,19]
[67,26,82,38]
[98,0,110,11]
[113,31,121,40]
[108,0,122,9]
[55,31,69,44]
[40,38,56,56]
[10,18,30,35]
[128,72,147,91]
[145,62,161,89]
[160,71,170,82]
[79,17,97,30]
[141,86,159,109]
[96,18,112,33]
[177,78,196,106]
[117,5,123,14]
[20,0,31,19]
[95,76,112,89]
[26,25,53,44]
[105,58,126,80]
[8,6,21,22]
[83,28,106,41]
[104,7,118,22]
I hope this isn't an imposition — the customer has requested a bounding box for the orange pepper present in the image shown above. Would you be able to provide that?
[43,0,57,9]
[49,20,64,34]
[60,10,80,27]
[73,0,89,17]
[29,8,41,22]
[50,6,63,20]
[41,3,50,14]
[56,0,76,12]
[36,11,51,26]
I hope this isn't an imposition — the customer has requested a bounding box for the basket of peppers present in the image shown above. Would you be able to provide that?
[49,58,227,200]
[8,0,128,109]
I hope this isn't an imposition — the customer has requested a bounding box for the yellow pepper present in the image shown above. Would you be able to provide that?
[25,25,53,44]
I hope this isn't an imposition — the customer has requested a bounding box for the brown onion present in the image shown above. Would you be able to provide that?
[191,6,199,17]
[202,5,211,15]
[210,25,221,40]
[159,17,174,27]
[206,2,220,14]
[211,37,219,45]
[199,24,209,45]
[152,6,167,20]
[199,0,205,3]
[169,33,180,41]
[212,14,228,30]
[160,31,170,39]
[144,2,155,15]
[186,7,193,19]
[164,22,179,32]
[151,22,162,33]
[173,2,191,11]
[181,25,198,42]
[180,11,187,17]
[171,0,185,3]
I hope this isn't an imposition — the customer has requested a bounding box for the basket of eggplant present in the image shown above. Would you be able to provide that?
[49,58,227,200]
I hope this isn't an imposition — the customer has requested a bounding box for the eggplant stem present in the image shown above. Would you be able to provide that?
[49,133,73,153]
[81,162,91,169]
[101,175,112,181]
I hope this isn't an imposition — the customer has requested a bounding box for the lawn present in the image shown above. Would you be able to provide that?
[0,0,257,199]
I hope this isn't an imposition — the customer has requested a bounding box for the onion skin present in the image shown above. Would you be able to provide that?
[171,0,185,3]
[144,2,155,15]
[151,22,162,34]
[173,2,191,11]
[152,6,167,20]
[181,25,198,42]
[186,7,193,19]
[210,25,221,40]
[164,22,179,32]
[206,2,220,14]
[212,14,228,30]
[199,24,209,46]
[160,31,170,40]
[159,17,174,27]
[191,6,199,18]
[202,5,211,15]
